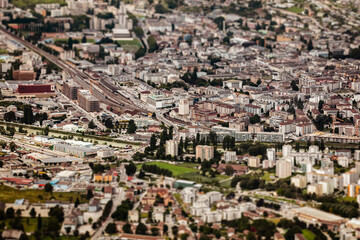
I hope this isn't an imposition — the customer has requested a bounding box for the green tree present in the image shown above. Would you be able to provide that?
[105,223,117,234]
[246,232,256,240]
[213,16,225,30]
[68,37,73,49]
[4,111,15,122]
[37,214,42,231]
[86,189,94,200]
[136,222,148,235]
[125,162,137,176]
[44,183,53,193]
[30,208,36,218]
[82,36,87,43]
[151,227,159,236]
[6,207,15,218]
[127,120,137,134]
[23,105,34,124]
[105,118,113,129]
[135,47,146,59]
[291,80,299,91]
[150,134,157,150]
[42,126,49,136]
[88,120,97,129]
[9,142,16,152]
[147,35,159,53]
[75,197,80,207]
[155,3,168,13]
[225,165,234,176]
[133,26,144,37]
[123,223,132,233]
[250,114,261,124]
[48,206,64,222]
[320,139,325,151]
[307,39,313,51]
[184,137,189,150]
[178,137,184,156]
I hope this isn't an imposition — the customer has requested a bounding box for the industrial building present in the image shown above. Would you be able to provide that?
[77,89,100,112]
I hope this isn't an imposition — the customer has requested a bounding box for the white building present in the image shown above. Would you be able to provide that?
[282,144,292,157]
[181,187,197,204]
[97,146,114,159]
[276,160,292,178]
[0,0,8,8]
[319,179,334,195]
[267,148,276,161]
[248,156,261,168]
[147,95,173,109]
[343,172,359,187]
[165,140,178,157]
[291,175,307,188]
[179,98,190,116]
[224,151,237,162]
[307,183,322,196]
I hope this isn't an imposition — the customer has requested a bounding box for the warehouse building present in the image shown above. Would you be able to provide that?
[53,144,97,158]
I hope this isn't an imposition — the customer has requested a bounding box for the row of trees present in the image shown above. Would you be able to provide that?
[141,163,173,177]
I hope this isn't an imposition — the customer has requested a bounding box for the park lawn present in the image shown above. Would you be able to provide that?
[218,178,232,188]
[180,172,227,184]
[136,164,142,171]
[0,185,87,204]
[177,162,198,169]
[1,217,48,232]
[262,172,275,181]
[268,218,281,225]
[11,0,66,9]
[302,229,316,240]
[146,162,197,176]
[286,6,305,14]
[117,39,142,53]
[339,196,356,202]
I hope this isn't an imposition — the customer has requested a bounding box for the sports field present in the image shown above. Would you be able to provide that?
[117,39,142,53]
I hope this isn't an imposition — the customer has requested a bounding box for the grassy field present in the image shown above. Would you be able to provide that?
[54,38,95,44]
[145,162,197,176]
[302,229,316,240]
[339,196,356,202]
[286,6,305,14]
[180,172,229,184]
[11,0,66,9]
[262,172,275,181]
[218,178,232,188]
[173,193,183,205]
[117,39,142,53]
[0,185,87,204]
[0,217,47,232]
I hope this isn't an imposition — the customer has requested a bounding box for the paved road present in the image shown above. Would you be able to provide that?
[91,187,124,240]
[57,90,107,131]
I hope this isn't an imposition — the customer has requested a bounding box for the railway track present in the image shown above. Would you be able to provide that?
[0,26,146,113]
